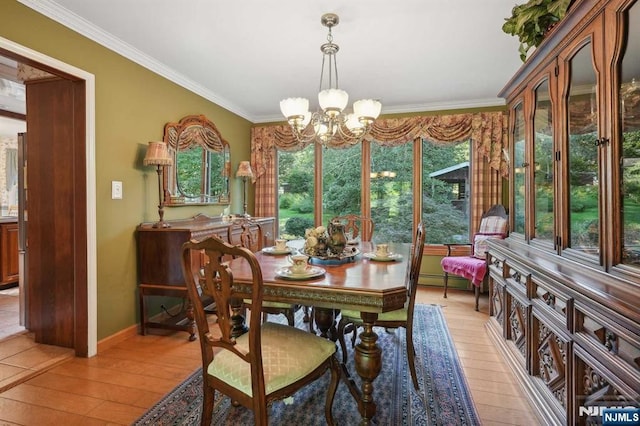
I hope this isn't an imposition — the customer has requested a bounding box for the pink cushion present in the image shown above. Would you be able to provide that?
[441,256,487,287]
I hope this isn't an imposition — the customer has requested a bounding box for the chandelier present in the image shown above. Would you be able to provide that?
[280,13,382,146]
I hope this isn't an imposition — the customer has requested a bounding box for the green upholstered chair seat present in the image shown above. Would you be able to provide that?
[208,322,336,397]
[243,299,293,309]
[340,306,408,323]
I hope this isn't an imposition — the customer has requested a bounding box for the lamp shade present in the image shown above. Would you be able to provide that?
[143,141,172,166]
[345,113,365,134]
[280,97,309,118]
[318,88,348,113]
[236,161,254,178]
[353,99,382,122]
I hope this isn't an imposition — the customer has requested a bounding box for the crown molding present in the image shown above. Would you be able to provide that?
[18,0,253,121]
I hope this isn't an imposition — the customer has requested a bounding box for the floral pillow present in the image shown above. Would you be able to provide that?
[473,233,504,259]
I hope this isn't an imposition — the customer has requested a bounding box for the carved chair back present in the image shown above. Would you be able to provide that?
[330,214,375,241]
[406,222,426,324]
[228,218,263,253]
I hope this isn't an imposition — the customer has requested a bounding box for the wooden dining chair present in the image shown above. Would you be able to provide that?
[440,204,508,311]
[336,222,425,390]
[228,218,298,326]
[181,236,341,426]
[330,214,375,241]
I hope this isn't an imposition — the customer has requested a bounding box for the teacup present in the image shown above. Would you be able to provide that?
[288,254,309,274]
[375,244,390,258]
[275,239,287,251]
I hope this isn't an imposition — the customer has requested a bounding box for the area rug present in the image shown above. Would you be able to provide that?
[134,304,479,425]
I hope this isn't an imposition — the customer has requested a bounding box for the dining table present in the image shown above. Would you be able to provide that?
[225,240,410,425]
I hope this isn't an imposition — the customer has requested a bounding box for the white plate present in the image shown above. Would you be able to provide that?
[275,266,326,280]
[363,252,403,262]
[263,246,294,255]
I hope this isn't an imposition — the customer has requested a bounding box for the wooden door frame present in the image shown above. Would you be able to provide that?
[0,36,97,357]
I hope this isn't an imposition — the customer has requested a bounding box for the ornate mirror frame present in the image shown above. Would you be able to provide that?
[162,115,231,206]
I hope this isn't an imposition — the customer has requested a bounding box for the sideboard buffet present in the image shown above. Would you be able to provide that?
[136,214,275,339]
[488,0,639,424]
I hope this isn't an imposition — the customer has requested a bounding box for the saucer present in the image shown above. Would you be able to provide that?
[363,252,403,262]
[263,246,293,255]
[275,266,326,280]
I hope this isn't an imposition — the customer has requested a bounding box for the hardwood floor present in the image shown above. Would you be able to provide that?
[0,286,541,425]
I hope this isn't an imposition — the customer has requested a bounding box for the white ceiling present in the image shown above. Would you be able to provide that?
[12,0,524,124]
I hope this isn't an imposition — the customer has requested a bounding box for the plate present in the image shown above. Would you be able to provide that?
[275,266,326,280]
[363,252,403,262]
[346,239,359,245]
[263,246,294,255]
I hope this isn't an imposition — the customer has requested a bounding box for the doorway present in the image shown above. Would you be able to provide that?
[0,36,97,357]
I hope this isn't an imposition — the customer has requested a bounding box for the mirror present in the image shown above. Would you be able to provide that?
[162,115,230,205]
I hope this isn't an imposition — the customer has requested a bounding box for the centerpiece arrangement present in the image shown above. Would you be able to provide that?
[303,220,359,262]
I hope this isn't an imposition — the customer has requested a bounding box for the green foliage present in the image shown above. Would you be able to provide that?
[570,186,598,212]
[502,0,572,61]
[623,130,640,157]
[284,216,314,238]
[322,146,363,214]
[279,193,295,209]
[286,170,313,194]
[421,196,469,244]
[294,197,314,214]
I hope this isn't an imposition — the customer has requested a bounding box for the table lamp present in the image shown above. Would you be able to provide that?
[236,160,254,217]
[143,141,173,228]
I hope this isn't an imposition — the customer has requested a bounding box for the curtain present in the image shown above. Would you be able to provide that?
[250,111,508,224]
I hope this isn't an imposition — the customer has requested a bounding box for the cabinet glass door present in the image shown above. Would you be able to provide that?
[533,79,554,242]
[619,1,640,267]
[513,102,526,235]
[567,43,599,255]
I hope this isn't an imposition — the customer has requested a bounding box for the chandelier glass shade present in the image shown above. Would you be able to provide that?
[280,13,382,146]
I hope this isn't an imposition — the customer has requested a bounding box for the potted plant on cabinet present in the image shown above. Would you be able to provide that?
[502,0,573,61]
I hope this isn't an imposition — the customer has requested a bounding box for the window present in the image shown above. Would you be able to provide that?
[273,130,487,244]
[322,144,362,224]
[421,139,470,244]
[371,142,413,243]
[277,145,315,238]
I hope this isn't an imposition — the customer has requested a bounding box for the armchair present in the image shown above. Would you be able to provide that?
[441,205,508,311]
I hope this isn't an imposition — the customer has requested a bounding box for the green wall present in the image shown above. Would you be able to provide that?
[0,1,253,339]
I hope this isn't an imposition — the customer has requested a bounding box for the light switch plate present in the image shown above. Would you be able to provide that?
[112,181,123,199]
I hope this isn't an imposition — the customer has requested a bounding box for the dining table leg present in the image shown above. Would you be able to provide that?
[335,311,382,424]
[312,307,338,340]
[352,311,381,425]
[229,297,248,338]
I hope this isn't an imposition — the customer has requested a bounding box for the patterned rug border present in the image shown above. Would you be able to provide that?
[135,304,480,425]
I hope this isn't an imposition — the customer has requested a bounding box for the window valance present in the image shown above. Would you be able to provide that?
[250,111,508,181]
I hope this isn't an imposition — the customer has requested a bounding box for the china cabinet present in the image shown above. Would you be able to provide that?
[489,0,640,424]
